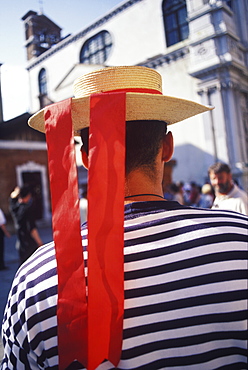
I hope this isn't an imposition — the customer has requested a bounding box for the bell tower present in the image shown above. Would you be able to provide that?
[22,10,62,61]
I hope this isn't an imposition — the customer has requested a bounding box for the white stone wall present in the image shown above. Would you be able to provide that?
[28,0,166,110]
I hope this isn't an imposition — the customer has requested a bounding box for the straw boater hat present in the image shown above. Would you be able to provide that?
[28,66,214,370]
[28,65,213,133]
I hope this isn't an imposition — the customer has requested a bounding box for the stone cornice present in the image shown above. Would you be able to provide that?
[190,61,248,81]
[188,1,233,22]
[138,46,190,68]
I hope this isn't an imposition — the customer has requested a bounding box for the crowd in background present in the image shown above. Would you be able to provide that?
[164,181,215,209]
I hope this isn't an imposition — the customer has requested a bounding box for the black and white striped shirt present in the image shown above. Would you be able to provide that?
[1,201,248,369]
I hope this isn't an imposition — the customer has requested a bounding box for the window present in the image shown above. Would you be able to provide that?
[162,0,189,47]
[38,68,47,95]
[25,23,29,40]
[80,31,112,64]
[38,68,48,108]
[225,0,233,9]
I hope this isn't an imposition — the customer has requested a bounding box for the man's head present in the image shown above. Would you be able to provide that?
[208,162,233,195]
[80,120,172,178]
[19,185,32,203]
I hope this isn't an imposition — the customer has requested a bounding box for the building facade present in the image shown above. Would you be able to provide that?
[2,0,247,224]
[23,0,248,192]
[0,113,50,224]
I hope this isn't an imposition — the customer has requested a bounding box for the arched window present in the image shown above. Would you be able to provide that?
[162,0,189,47]
[38,68,47,96]
[80,31,112,65]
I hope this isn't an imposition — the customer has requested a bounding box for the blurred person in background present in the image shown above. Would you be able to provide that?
[198,183,214,209]
[189,181,200,207]
[169,183,184,204]
[208,162,248,215]
[9,185,43,265]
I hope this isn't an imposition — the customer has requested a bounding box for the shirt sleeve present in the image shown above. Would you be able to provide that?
[235,198,248,216]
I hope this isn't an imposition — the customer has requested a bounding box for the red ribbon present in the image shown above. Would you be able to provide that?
[87,92,125,370]
[44,93,126,369]
[44,99,87,369]
[106,87,162,95]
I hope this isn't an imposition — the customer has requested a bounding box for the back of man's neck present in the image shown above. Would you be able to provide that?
[125,169,163,201]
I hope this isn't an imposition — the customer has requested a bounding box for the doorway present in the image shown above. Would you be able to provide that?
[16,161,51,222]
[22,171,43,220]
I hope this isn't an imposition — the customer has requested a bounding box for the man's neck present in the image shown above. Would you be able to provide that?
[125,169,164,203]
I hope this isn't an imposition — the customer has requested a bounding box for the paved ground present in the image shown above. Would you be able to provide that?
[0,225,53,362]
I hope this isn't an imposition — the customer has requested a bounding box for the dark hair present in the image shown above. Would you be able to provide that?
[208,162,231,175]
[81,120,167,176]
[19,184,31,199]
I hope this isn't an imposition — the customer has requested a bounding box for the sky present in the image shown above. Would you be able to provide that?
[0,0,123,121]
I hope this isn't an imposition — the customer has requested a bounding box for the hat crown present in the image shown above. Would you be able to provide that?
[73,66,162,98]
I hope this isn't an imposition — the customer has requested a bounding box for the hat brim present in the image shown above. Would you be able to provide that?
[28,92,213,135]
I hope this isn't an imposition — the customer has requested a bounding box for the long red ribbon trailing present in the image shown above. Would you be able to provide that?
[87,92,126,370]
[44,99,87,369]
[44,93,126,369]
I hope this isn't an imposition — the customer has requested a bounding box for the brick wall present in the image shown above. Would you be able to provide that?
[0,148,49,222]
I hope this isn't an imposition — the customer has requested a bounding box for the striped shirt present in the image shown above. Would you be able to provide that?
[1,201,248,369]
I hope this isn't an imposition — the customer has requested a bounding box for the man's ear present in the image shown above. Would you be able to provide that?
[81,147,89,169]
[162,131,174,162]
